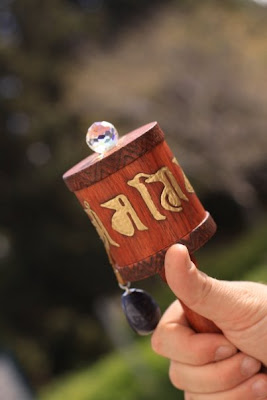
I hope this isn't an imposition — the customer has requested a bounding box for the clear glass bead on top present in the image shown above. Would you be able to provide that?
[86,121,119,154]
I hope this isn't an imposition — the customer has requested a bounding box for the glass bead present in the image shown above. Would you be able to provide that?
[121,289,161,335]
[86,121,119,154]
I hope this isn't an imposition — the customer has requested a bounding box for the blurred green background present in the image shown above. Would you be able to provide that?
[0,0,267,399]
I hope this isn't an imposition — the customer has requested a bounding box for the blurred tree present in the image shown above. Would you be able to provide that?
[67,0,267,225]
[0,0,187,387]
[0,0,114,386]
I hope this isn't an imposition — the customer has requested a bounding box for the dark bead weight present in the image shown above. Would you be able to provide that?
[121,289,161,335]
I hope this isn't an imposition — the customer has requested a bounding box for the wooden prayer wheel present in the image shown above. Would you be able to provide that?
[63,121,219,334]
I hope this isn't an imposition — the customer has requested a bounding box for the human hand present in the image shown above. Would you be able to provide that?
[151,244,267,399]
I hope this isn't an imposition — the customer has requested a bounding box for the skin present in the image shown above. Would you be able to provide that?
[151,244,267,399]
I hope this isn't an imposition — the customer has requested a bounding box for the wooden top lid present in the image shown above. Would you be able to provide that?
[63,121,164,192]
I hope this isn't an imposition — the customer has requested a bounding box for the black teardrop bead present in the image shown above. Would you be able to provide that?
[121,289,161,335]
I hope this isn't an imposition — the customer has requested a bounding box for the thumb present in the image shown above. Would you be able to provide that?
[165,244,267,364]
[165,244,243,325]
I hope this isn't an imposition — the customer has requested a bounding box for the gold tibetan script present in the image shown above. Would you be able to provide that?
[100,166,192,237]
[101,194,148,237]
[145,166,189,211]
[84,201,119,260]
[128,173,166,221]
[128,166,189,217]
[86,164,194,239]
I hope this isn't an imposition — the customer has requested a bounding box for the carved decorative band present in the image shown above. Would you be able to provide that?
[115,212,217,282]
[64,124,164,192]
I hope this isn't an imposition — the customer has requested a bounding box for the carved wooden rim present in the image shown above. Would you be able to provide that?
[63,122,164,192]
[115,212,217,282]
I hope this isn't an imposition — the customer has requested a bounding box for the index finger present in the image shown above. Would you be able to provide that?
[151,300,237,365]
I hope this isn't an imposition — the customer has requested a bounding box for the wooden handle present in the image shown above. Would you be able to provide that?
[181,302,221,333]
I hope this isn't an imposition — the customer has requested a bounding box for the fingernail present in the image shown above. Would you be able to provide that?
[214,345,236,361]
[241,356,261,377]
[252,378,267,397]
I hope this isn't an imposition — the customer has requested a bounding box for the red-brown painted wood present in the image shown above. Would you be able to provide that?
[63,122,219,334]
[181,302,221,333]
[74,141,208,270]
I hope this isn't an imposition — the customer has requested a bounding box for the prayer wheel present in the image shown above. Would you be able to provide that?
[63,121,219,334]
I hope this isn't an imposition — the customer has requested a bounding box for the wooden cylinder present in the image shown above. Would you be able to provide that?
[63,122,218,333]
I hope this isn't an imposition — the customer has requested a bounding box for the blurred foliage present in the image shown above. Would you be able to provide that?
[40,338,180,400]
[40,221,267,400]
[198,217,267,280]
[67,0,267,215]
[0,0,119,387]
[0,0,267,393]
[1,0,174,386]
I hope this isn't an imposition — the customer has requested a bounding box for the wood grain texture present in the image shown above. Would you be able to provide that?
[116,212,216,282]
[74,140,207,268]
[63,122,164,192]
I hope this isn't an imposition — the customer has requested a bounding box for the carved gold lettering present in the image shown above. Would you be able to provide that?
[84,201,119,262]
[145,167,188,212]
[101,194,148,236]
[84,201,125,283]
[127,174,166,221]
